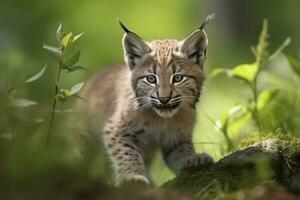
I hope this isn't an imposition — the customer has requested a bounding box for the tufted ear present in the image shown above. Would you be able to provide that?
[119,21,151,70]
[178,29,208,68]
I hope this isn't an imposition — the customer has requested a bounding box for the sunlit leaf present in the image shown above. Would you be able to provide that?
[209,68,230,78]
[72,31,86,43]
[56,23,64,43]
[269,37,291,61]
[25,64,47,83]
[9,98,37,107]
[285,54,300,78]
[214,119,223,131]
[229,112,251,136]
[228,105,244,116]
[67,66,87,73]
[43,44,62,60]
[64,50,81,68]
[231,63,259,84]
[55,93,65,101]
[62,32,73,48]
[55,89,71,101]
[215,112,229,133]
[227,105,250,135]
[257,88,279,110]
[70,82,84,95]
[216,105,247,133]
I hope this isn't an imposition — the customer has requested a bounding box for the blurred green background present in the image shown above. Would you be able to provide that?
[1,0,300,191]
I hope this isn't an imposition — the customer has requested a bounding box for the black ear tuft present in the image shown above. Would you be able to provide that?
[199,13,215,30]
[120,22,151,70]
[117,19,130,33]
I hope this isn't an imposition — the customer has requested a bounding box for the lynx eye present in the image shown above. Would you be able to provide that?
[173,74,184,83]
[145,75,157,84]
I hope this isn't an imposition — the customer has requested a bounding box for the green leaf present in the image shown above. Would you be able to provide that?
[25,64,47,83]
[285,54,300,77]
[64,50,81,68]
[72,31,86,43]
[215,111,230,133]
[55,93,65,101]
[228,105,244,116]
[43,44,62,60]
[67,66,87,73]
[62,32,73,48]
[210,64,259,84]
[231,63,259,84]
[9,98,37,107]
[269,37,291,61]
[55,89,71,101]
[56,23,64,43]
[209,68,230,78]
[70,82,84,95]
[229,112,251,136]
[257,88,279,110]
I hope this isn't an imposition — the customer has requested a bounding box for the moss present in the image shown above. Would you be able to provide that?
[240,133,300,167]
[163,135,300,198]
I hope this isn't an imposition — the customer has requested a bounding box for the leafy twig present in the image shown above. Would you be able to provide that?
[44,24,86,148]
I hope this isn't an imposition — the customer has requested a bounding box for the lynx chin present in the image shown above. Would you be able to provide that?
[81,19,214,186]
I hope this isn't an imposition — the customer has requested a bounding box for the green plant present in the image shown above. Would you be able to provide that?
[44,24,86,148]
[210,19,292,150]
[23,24,87,148]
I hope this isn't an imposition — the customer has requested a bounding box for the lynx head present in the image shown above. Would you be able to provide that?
[120,21,208,118]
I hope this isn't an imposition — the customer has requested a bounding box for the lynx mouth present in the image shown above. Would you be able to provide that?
[153,102,180,118]
[154,107,179,118]
[153,101,180,110]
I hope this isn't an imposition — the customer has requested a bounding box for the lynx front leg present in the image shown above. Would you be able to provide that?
[103,127,149,186]
[162,138,214,175]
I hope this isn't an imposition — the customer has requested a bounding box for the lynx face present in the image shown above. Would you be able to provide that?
[122,26,208,118]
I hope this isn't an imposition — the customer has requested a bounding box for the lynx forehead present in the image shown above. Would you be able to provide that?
[148,39,179,65]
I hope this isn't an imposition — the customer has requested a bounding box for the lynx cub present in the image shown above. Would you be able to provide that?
[81,18,214,186]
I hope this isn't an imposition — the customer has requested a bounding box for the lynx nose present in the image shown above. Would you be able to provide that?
[158,96,171,104]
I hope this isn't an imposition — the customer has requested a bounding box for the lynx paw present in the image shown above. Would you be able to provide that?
[117,174,150,186]
[181,153,214,171]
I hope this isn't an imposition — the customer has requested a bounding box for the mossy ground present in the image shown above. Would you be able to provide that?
[163,134,300,199]
[240,133,300,167]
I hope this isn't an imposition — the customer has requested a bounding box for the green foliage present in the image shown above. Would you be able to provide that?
[43,44,62,60]
[25,64,47,83]
[9,98,37,107]
[257,89,279,110]
[285,54,300,78]
[233,63,259,85]
[55,82,84,101]
[44,24,86,147]
[210,19,297,151]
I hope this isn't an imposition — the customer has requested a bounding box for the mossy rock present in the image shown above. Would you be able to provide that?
[163,136,300,199]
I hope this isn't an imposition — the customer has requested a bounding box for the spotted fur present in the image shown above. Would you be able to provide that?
[81,25,213,186]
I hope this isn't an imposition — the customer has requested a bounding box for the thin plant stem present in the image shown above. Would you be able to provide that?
[45,48,64,149]
[252,71,262,134]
